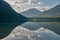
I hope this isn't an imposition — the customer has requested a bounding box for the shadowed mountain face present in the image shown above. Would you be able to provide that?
[0,0,28,39]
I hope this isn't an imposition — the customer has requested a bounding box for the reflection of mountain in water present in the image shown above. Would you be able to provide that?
[2,26,60,40]
[21,22,60,35]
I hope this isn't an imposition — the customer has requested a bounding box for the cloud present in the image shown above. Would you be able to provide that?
[35,6,51,12]
[28,0,34,5]
[37,2,44,5]
[4,0,51,12]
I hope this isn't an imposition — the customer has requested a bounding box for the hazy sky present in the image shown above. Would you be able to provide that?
[4,0,60,12]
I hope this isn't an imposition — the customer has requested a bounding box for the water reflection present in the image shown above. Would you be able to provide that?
[21,22,60,35]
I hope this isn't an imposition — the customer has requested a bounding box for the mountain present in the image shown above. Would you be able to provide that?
[21,4,60,18]
[21,8,42,18]
[41,4,60,17]
[0,0,27,39]
[2,27,60,40]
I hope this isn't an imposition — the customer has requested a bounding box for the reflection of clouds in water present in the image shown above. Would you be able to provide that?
[2,26,60,40]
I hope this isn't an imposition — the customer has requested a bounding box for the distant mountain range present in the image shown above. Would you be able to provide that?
[21,8,42,18]
[21,4,60,18]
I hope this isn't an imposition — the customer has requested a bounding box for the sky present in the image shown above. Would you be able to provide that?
[4,0,60,12]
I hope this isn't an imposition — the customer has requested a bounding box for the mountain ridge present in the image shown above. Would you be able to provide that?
[21,8,42,18]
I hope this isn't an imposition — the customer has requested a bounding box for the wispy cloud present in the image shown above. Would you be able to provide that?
[28,0,34,5]
[35,6,51,12]
[4,0,58,12]
[37,2,43,5]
